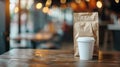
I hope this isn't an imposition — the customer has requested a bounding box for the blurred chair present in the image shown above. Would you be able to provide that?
[108,24,120,51]
[103,25,114,50]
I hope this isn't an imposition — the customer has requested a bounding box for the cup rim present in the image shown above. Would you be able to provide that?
[77,37,95,42]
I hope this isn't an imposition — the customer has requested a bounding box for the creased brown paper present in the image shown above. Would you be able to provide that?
[73,12,99,57]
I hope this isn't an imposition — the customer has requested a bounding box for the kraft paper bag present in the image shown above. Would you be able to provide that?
[73,12,99,57]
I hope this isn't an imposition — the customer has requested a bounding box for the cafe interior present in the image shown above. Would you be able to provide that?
[0,0,120,66]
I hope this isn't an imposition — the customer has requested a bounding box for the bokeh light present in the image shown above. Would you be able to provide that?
[14,7,19,13]
[96,1,102,8]
[115,0,119,3]
[36,3,42,9]
[60,0,66,4]
[42,7,49,13]
[46,0,52,7]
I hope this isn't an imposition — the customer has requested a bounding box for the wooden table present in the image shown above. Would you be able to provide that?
[0,49,120,67]
[10,32,53,41]
[10,33,53,48]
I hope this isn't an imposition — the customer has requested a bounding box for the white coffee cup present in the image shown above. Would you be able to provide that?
[77,37,95,60]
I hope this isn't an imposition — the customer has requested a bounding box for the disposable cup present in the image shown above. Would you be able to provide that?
[77,37,95,60]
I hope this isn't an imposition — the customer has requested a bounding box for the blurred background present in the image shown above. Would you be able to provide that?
[0,0,120,54]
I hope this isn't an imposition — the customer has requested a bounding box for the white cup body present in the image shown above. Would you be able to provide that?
[77,37,95,60]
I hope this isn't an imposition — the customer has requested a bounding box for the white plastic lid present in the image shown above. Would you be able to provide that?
[77,37,95,43]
